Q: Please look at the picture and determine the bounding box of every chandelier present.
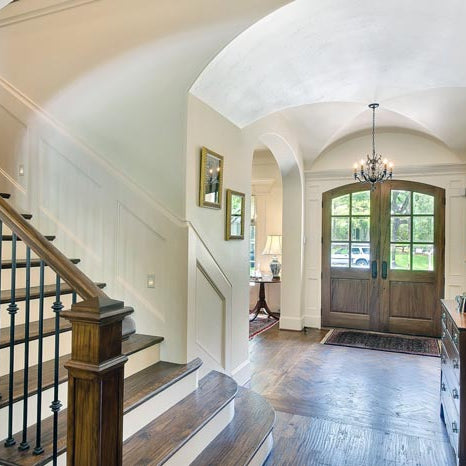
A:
[353,103,393,190]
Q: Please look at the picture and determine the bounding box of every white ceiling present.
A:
[191,0,466,162]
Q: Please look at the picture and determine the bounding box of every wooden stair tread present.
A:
[123,371,238,465]
[1,236,55,242]
[124,358,202,413]
[0,282,105,305]
[0,317,72,350]
[0,334,163,410]
[0,350,198,466]
[0,258,80,270]
[191,386,275,465]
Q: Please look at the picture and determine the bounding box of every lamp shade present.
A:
[262,235,282,256]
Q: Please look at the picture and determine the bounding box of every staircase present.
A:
[0,193,275,465]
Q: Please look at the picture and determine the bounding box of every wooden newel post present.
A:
[61,296,134,466]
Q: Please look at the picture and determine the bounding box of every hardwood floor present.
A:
[248,325,456,466]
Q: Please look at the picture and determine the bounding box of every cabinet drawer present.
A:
[441,373,460,458]
[441,366,460,415]
[442,339,460,385]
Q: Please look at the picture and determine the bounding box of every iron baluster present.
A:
[19,246,32,451]
[33,260,45,456]
[5,233,18,447]
[50,274,63,464]
[72,290,77,305]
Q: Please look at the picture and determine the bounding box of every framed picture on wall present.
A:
[225,189,245,240]
[199,147,224,209]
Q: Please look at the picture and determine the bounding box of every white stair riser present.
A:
[1,267,59,291]
[1,294,74,326]
[248,433,273,466]
[1,242,47,260]
[123,371,198,440]
[0,342,163,441]
[0,383,68,441]
[0,332,72,377]
[165,400,235,466]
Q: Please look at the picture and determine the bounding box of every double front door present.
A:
[322,180,445,337]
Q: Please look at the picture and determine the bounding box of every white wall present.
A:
[186,95,250,382]
[304,130,466,328]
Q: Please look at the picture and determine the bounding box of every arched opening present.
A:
[247,133,305,332]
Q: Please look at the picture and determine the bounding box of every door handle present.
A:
[371,261,377,279]
[382,261,388,279]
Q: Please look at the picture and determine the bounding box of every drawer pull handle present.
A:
[442,312,446,321]
[452,422,459,433]
[453,359,459,369]
[441,382,446,391]
[453,333,459,344]
[442,331,446,339]
[453,388,459,399]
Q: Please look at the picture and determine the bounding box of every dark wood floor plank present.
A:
[249,325,456,466]
[0,317,72,349]
[191,386,274,466]
[0,334,163,409]
[123,371,237,465]
[0,282,105,304]
[0,356,198,466]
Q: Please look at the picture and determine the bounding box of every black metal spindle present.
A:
[72,291,77,305]
[33,260,45,456]
[5,232,18,447]
[19,246,31,451]
[50,274,63,464]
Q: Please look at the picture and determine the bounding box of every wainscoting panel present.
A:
[195,264,225,368]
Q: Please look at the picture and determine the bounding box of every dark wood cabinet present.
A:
[441,299,466,465]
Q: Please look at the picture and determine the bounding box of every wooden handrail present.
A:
[0,196,106,300]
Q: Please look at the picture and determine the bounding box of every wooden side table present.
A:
[249,278,280,322]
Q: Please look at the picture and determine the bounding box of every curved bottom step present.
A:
[191,387,275,466]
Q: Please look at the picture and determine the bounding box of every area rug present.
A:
[322,328,440,357]
[249,314,279,340]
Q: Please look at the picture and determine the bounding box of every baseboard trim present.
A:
[279,316,304,331]
[303,314,321,329]
[231,359,251,386]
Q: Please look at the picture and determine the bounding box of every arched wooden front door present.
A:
[321,180,445,337]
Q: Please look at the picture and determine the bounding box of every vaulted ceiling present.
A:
[191,0,466,163]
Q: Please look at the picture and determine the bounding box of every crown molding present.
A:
[305,163,466,181]
[0,0,99,27]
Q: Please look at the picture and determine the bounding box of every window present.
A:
[330,191,371,268]
[390,190,434,271]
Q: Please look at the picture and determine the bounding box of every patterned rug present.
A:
[249,314,279,340]
[322,328,440,357]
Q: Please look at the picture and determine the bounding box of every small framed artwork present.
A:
[199,147,224,209]
[225,189,245,240]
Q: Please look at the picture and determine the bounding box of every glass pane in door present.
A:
[390,191,435,271]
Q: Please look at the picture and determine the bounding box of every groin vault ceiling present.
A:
[192,0,466,162]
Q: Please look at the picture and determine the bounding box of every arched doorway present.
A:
[322,180,445,337]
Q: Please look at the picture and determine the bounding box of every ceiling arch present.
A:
[191,0,466,162]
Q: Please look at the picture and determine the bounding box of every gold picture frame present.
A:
[225,189,245,240]
[199,147,224,209]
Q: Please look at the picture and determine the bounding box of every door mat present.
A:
[249,315,279,340]
[321,328,440,357]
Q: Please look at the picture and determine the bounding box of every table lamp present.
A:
[262,235,282,278]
